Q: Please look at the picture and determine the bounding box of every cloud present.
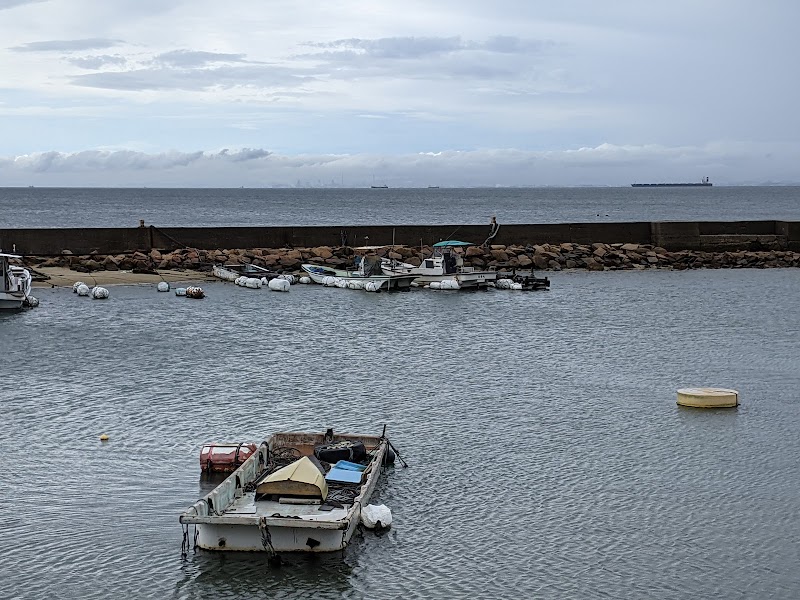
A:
[153,50,249,68]
[71,64,314,91]
[305,35,548,59]
[68,55,128,70]
[9,38,124,52]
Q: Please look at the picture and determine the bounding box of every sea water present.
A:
[1,267,799,599]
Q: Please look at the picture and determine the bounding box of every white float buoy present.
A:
[73,281,86,293]
[175,287,187,296]
[299,276,311,284]
[90,286,109,299]
[677,387,739,408]
[278,273,296,284]
[76,283,90,296]
[157,281,170,292]
[268,278,290,292]
[364,281,382,292]
[322,275,338,287]
[360,504,392,529]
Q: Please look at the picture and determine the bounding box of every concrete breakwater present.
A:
[22,242,800,274]
[3,220,799,275]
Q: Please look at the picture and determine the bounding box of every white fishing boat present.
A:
[301,254,417,291]
[180,429,392,553]
[212,263,276,282]
[0,253,37,309]
[382,240,498,288]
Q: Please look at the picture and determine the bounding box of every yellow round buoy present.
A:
[677,387,739,408]
[99,434,110,441]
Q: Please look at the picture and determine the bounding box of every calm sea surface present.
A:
[2,268,800,599]
[1,186,799,228]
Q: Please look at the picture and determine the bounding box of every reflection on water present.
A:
[2,268,800,599]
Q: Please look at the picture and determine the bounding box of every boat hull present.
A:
[194,512,361,552]
[0,292,24,310]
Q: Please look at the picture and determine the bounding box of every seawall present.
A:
[1,220,799,256]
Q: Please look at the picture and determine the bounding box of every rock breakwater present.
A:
[20,242,800,275]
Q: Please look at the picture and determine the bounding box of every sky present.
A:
[1,0,799,187]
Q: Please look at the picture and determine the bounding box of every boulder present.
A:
[490,249,509,262]
[533,255,549,269]
[312,246,333,259]
[465,246,484,257]
[517,255,533,268]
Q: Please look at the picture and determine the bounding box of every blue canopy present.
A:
[432,240,474,247]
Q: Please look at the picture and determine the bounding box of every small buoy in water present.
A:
[90,286,109,299]
[24,295,39,308]
[99,434,109,441]
[157,281,170,292]
[175,287,187,296]
[677,387,739,408]
[299,276,311,284]
[364,281,382,292]
[76,283,90,296]
[278,273,296,284]
[73,281,86,293]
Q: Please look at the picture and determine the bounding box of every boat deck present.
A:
[224,493,350,522]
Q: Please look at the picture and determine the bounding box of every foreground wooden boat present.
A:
[180,430,389,553]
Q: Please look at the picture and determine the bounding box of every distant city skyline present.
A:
[1,1,798,187]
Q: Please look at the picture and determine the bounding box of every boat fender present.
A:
[175,287,187,296]
[322,276,338,287]
[510,282,523,291]
[157,281,170,292]
[299,276,311,284]
[90,286,109,299]
[364,281,381,292]
[23,295,39,308]
[335,278,349,288]
[278,273,296,284]
[496,278,512,289]
[440,279,460,290]
[314,440,367,463]
[384,446,396,465]
[347,280,365,290]
[76,283,90,296]
[186,286,205,299]
[361,504,392,530]
[73,281,86,293]
[429,281,442,290]
[268,278,290,292]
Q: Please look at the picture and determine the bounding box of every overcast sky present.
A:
[1,0,798,187]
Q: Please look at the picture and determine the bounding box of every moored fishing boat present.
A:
[0,253,37,309]
[381,240,498,289]
[212,263,277,282]
[180,429,392,553]
[301,253,417,291]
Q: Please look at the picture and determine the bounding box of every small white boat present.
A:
[180,429,390,553]
[382,240,498,288]
[212,263,276,282]
[0,253,36,309]
[302,254,417,291]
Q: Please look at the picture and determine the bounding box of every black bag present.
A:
[314,440,367,464]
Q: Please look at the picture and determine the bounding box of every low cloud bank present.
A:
[2,143,798,187]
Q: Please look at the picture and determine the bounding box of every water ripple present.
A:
[2,269,800,599]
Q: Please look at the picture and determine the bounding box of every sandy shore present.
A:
[32,267,215,288]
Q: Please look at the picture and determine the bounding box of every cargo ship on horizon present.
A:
[632,176,712,187]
